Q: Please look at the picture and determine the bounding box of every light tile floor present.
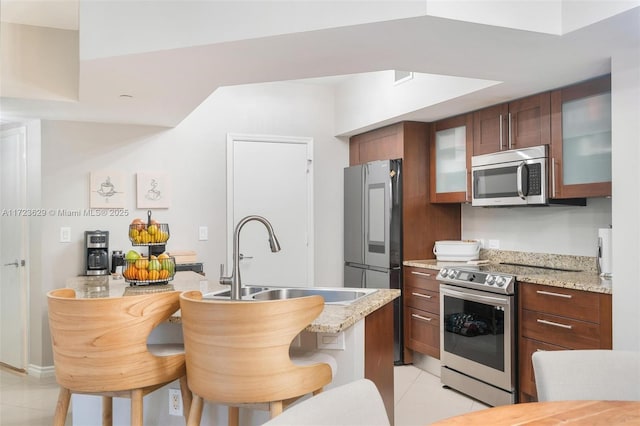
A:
[1,364,486,425]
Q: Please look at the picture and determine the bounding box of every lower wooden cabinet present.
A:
[403,267,441,360]
[518,282,612,402]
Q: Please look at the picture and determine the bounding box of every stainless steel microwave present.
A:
[471,145,547,207]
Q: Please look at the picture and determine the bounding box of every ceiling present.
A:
[1,2,639,135]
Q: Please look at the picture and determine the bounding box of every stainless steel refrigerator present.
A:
[344,159,403,364]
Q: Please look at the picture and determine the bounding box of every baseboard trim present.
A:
[27,364,55,378]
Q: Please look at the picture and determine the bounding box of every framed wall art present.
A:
[136,172,171,208]
[90,171,125,208]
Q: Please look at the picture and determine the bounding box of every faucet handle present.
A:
[219,263,232,285]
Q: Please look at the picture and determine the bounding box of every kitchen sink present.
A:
[204,286,376,305]
[203,286,270,299]
[252,288,371,304]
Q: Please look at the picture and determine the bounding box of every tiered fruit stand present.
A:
[122,210,176,286]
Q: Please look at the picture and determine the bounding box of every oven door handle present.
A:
[440,286,509,306]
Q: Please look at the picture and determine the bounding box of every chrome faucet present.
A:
[219,215,281,300]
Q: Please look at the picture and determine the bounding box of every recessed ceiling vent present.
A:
[394,70,414,85]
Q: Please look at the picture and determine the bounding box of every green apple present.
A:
[125,250,140,263]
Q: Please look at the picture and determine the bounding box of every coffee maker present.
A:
[85,230,109,276]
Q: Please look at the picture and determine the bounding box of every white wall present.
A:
[611,46,640,351]
[34,81,347,366]
[462,198,612,256]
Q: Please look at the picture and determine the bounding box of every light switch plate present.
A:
[60,227,71,243]
[198,226,208,241]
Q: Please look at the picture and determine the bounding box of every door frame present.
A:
[226,133,314,286]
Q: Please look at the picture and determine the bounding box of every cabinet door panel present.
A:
[519,337,566,401]
[473,104,508,155]
[431,113,473,203]
[520,283,601,323]
[404,267,439,292]
[509,92,551,149]
[404,307,440,358]
[550,74,611,198]
[405,284,439,313]
[521,309,602,349]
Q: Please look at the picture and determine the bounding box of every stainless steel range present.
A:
[437,265,517,407]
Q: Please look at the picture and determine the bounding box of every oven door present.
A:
[471,158,546,207]
[440,284,515,392]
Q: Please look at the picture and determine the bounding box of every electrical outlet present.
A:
[198,226,208,241]
[168,388,182,416]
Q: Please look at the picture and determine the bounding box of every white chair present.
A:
[532,349,640,401]
[261,379,390,426]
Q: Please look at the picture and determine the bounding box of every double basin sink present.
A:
[204,286,377,305]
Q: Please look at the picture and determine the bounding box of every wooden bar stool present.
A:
[179,291,334,426]
[47,288,191,426]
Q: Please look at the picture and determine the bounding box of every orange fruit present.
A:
[159,270,169,280]
[148,270,160,281]
[137,269,149,281]
[123,265,137,280]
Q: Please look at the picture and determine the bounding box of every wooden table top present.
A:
[432,400,640,425]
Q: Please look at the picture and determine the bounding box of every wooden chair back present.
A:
[47,288,186,393]
[179,291,333,404]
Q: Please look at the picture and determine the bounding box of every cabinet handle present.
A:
[537,319,572,329]
[499,114,504,150]
[536,290,572,299]
[410,271,432,277]
[411,292,432,299]
[508,112,513,149]
[412,313,433,322]
[551,158,557,198]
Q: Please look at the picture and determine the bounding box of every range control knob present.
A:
[448,269,457,279]
[440,268,448,277]
[485,275,496,285]
[495,276,506,287]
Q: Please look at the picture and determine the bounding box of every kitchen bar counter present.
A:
[65,271,401,334]
[63,271,399,425]
[404,259,612,294]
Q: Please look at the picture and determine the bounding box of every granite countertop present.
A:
[404,259,612,294]
[64,271,400,333]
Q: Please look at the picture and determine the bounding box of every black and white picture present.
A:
[136,172,171,208]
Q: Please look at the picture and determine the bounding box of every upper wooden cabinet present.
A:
[550,75,611,199]
[349,122,461,261]
[430,113,473,203]
[473,93,551,155]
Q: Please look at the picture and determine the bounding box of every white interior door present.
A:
[227,134,313,287]
[0,126,28,370]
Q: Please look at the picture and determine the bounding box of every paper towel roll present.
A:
[598,227,612,276]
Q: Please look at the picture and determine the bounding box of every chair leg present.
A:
[270,401,283,418]
[187,394,204,426]
[130,389,143,426]
[228,406,240,426]
[180,375,192,423]
[53,387,71,426]
[102,396,113,426]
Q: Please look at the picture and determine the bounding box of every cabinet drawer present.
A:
[404,307,440,359]
[521,309,602,349]
[520,283,601,323]
[404,268,439,292]
[519,336,566,400]
[405,284,439,313]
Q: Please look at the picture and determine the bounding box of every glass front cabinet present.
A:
[430,113,473,203]
[550,75,612,198]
